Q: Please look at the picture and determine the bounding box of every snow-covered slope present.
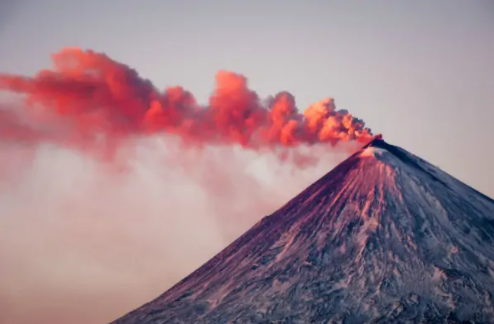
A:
[110,138,494,324]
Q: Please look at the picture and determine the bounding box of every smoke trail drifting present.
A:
[0,47,372,324]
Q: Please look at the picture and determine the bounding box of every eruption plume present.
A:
[0,47,372,160]
[0,47,374,324]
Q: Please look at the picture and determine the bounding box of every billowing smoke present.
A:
[0,47,372,324]
[0,47,372,157]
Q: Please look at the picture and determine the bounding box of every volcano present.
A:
[110,138,494,324]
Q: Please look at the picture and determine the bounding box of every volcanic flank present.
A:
[110,137,494,324]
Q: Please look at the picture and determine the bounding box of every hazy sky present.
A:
[1,1,493,323]
[1,0,493,195]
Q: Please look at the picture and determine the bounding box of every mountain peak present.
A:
[361,134,391,151]
[356,134,395,159]
[365,133,384,145]
[357,135,431,178]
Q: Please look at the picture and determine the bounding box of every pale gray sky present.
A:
[1,2,494,324]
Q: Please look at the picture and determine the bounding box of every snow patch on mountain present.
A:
[359,146,388,158]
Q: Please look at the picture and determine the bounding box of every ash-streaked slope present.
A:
[111,138,494,324]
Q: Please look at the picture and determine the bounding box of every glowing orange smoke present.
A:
[0,47,373,157]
